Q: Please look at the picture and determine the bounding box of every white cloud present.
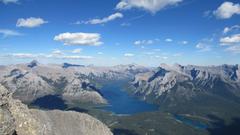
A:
[54,32,103,46]
[116,0,183,13]
[225,45,240,53]
[0,29,22,37]
[134,39,154,45]
[220,34,240,46]
[72,48,82,54]
[61,55,93,59]
[52,49,63,55]
[223,25,240,34]
[97,52,103,55]
[0,0,18,4]
[144,52,155,55]
[165,38,173,42]
[180,40,188,45]
[78,12,123,25]
[124,53,135,57]
[203,10,212,18]
[196,42,211,52]
[213,2,240,19]
[16,17,48,28]
[162,56,168,60]
[47,54,93,59]
[9,53,36,58]
[5,53,93,60]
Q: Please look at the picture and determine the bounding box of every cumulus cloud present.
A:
[165,38,173,42]
[61,55,93,59]
[162,56,168,59]
[0,0,18,4]
[97,52,103,55]
[196,42,211,52]
[72,48,82,54]
[54,32,103,46]
[213,2,240,19]
[223,25,240,34]
[124,53,135,57]
[77,12,123,25]
[180,40,188,45]
[225,46,240,53]
[134,39,154,45]
[16,17,48,28]
[52,49,63,55]
[116,0,183,13]
[220,34,240,45]
[0,29,22,37]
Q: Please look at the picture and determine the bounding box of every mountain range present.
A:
[1,61,240,135]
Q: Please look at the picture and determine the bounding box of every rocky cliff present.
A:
[129,64,240,105]
[0,84,113,135]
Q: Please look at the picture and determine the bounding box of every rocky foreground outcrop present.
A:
[0,85,113,135]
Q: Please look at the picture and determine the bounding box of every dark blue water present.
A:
[31,95,88,113]
[31,80,158,114]
[31,95,67,110]
[174,115,208,129]
[99,81,159,114]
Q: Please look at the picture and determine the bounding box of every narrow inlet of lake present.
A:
[99,80,159,115]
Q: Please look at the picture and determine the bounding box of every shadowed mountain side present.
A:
[207,115,240,135]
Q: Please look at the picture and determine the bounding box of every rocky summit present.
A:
[0,84,113,135]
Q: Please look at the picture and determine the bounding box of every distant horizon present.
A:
[1,59,239,67]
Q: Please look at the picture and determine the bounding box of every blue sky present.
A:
[0,0,240,66]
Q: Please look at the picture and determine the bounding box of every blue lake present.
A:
[99,80,159,115]
[174,115,208,129]
[30,80,159,115]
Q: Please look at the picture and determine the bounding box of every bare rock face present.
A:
[2,70,54,103]
[0,86,15,135]
[62,78,107,104]
[0,62,107,104]
[0,85,113,135]
[130,64,240,104]
[32,110,113,135]
[0,85,44,135]
[0,61,149,105]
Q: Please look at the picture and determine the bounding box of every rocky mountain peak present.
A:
[62,63,85,68]
[28,60,39,68]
